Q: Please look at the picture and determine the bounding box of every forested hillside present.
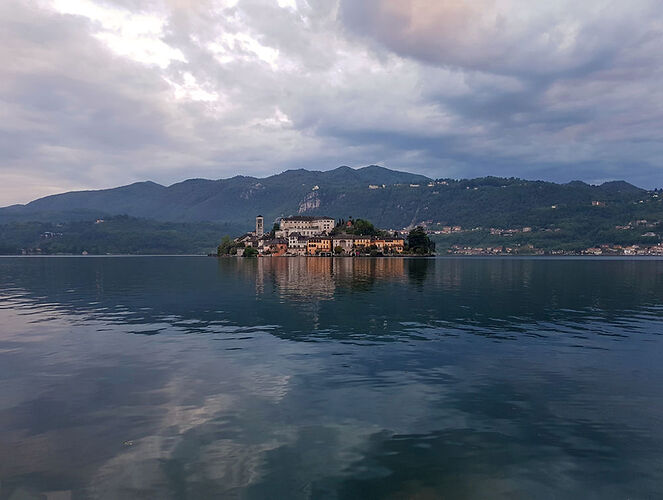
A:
[2,166,662,254]
[0,216,240,255]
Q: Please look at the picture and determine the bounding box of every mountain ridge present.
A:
[0,165,653,232]
[2,165,661,255]
[1,165,431,223]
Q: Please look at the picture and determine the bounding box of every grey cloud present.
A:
[338,1,657,77]
[333,0,663,180]
[1,0,663,205]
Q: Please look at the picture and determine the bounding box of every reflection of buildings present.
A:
[254,258,408,303]
[269,258,336,302]
[336,257,406,281]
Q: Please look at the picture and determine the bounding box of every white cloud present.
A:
[207,32,280,69]
[49,0,186,68]
[165,72,221,102]
[277,0,298,11]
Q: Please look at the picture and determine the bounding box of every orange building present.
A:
[352,237,372,249]
[373,238,405,253]
[307,237,332,254]
[265,240,288,256]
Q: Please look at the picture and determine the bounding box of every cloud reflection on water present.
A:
[0,257,662,498]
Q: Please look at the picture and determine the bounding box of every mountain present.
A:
[0,167,654,231]
[2,165,662,255]
[0,166,431,226]
[597,180,645,195]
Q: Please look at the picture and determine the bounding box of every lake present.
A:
[0,256,662,499]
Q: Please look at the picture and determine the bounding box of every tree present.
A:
[347,218,379,236]
[407,226,434,254]
[217,235,233,255]
[243,246,258,258]
[334,246,344,255]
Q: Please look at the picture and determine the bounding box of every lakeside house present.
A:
[307,236,332,255]
[235,215,404,256]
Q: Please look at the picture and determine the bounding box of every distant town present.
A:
[425,218,663,256]
[443,243,663,256]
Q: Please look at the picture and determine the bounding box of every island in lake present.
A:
[218,215,434,257]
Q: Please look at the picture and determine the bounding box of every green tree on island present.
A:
[243,246,258,258]
[407,226,435,255]
[332,217,386,237]
[217,235,244,255]
[217,235,233,255]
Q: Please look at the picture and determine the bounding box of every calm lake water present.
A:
[1,256,662,499]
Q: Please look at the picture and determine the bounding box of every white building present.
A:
[286,232,308,255]
[277,216,335,237]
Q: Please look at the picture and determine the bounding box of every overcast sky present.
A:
[2,0,662,205]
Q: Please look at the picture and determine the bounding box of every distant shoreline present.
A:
[210,254,663,260]
[2,253,663,260]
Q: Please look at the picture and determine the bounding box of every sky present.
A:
[1,0,663,205]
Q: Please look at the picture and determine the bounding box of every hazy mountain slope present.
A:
[21,181,167,215]
[1,166,656,233]
[0,166,431,225]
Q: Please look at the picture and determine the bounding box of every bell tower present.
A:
[256,215,264,237]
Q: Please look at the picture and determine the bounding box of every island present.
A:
[217,216,434,257]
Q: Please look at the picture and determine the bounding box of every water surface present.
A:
[0,256,662,499]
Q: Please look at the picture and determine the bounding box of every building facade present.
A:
[332,235,355,253]
[373,238,405,253]
[278,216,335,237]
[287,233,309,255]
[307,237,332,255]
[234,215,406,256]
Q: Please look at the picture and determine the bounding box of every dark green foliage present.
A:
[243,246,258,258]
[217,235,237,256]
[332,217,387,237]
[1,168,657,233]
[407,226,435,254]
[346,218,385,237]
[217,235,250,256]
[0,166,428,228]
[0,216,240,255]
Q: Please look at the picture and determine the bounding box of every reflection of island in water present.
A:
[250,256,538,302]
[3,257,663,499]
[239,256,663,341]
[0,256,662,342]
[255,257,409,301]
